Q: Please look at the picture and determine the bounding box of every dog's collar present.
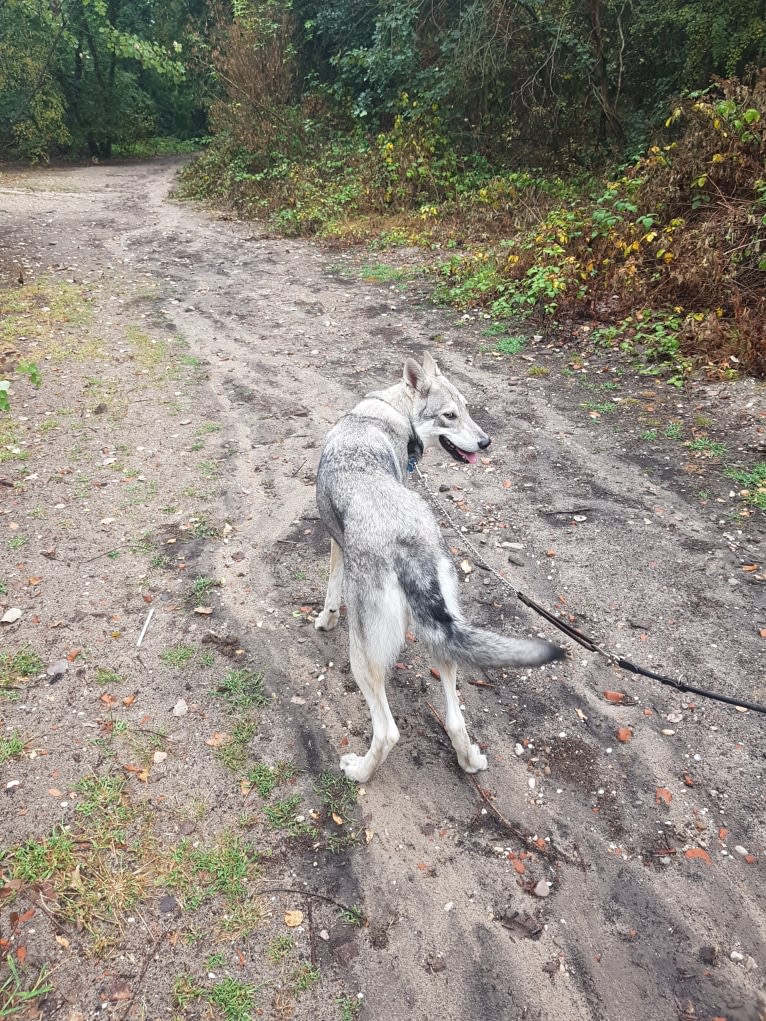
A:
[407,434,423,473]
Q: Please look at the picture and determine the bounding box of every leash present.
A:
[413,463,766,716]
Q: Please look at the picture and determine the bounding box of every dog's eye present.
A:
[443,411,457,420]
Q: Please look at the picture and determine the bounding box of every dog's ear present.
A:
[422,351,441,377]
[403,358,430,395]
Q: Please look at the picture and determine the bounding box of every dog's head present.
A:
[403,353,490,464]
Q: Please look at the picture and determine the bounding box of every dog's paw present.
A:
[315,609,340,632]
[340,753,374,783]
[460,746,488,774]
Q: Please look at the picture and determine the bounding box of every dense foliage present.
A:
[3,0,765,373]
[0,0,208,160]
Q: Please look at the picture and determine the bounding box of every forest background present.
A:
[2,0,766,376]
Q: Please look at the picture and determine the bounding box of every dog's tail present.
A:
[395,553,564,669]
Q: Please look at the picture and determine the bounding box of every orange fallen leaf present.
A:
[99,693,118,707]
[744,854,756,865]
[603,690,625,703]
[616,726,633,743]
[742,564,759,572]
[502,480,512,489]
[143,594,153,604]
[48,788,62,797]
[545,549,556,558]
[684,848,712,865]
[27,577,42,586]
[284,910,303,927]
[331,812,344,826]
[430,667,441,679]
[759,628,766,639]
[66,649,80,662]
[718,828,729,840]
[16,946,26,965]
[656,787,672,805]
[682,774,694,786]
[205,732,232,748]
[123,763,150,782]
[511,859,526,875]
[122,692,138,707]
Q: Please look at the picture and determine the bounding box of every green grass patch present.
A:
[164,835,260,910]
[213,668,268,713]
[0,732,26,764]
[213,721,259,773]
[360,263,415,284]
[263,794,315,837]
[686,437,726,458]
[95,668,123,686]
[339,904,366,928]
[0,280,94,363]
[0,647,44,701]
[246,761,298,799]
[495,335,526,355]
[313,771,358,818]
[172,975,261,1021]
[125,325,169,369]
[0,954,53,1018]
[190,575,221,604]
[725,461,766,510]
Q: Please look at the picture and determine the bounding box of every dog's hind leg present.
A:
[339,589,405,782]
[315,538,343,631]
[340,640,400,783]
[434,660,488,773]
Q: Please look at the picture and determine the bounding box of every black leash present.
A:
[414,464,766,716]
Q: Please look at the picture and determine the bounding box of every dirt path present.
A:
[0,158,764,1021]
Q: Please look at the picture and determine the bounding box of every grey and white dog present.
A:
[315,353,563,782]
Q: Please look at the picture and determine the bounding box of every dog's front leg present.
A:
[315,538,343,631]
[435,660,488,773]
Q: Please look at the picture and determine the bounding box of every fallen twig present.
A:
[306,896,317,967]
[425,701,584,868]
[259,886,356,913]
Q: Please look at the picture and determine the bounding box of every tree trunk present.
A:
[588,0,624,144]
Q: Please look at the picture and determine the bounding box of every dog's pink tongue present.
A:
[464,451,478,464]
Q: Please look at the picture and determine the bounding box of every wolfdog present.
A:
[315,353,563,782]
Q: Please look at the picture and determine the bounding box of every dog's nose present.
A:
[478,435,491,450]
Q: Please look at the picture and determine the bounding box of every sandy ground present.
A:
[0,157,765,1021]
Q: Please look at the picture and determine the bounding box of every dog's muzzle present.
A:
[439,434,490,464]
